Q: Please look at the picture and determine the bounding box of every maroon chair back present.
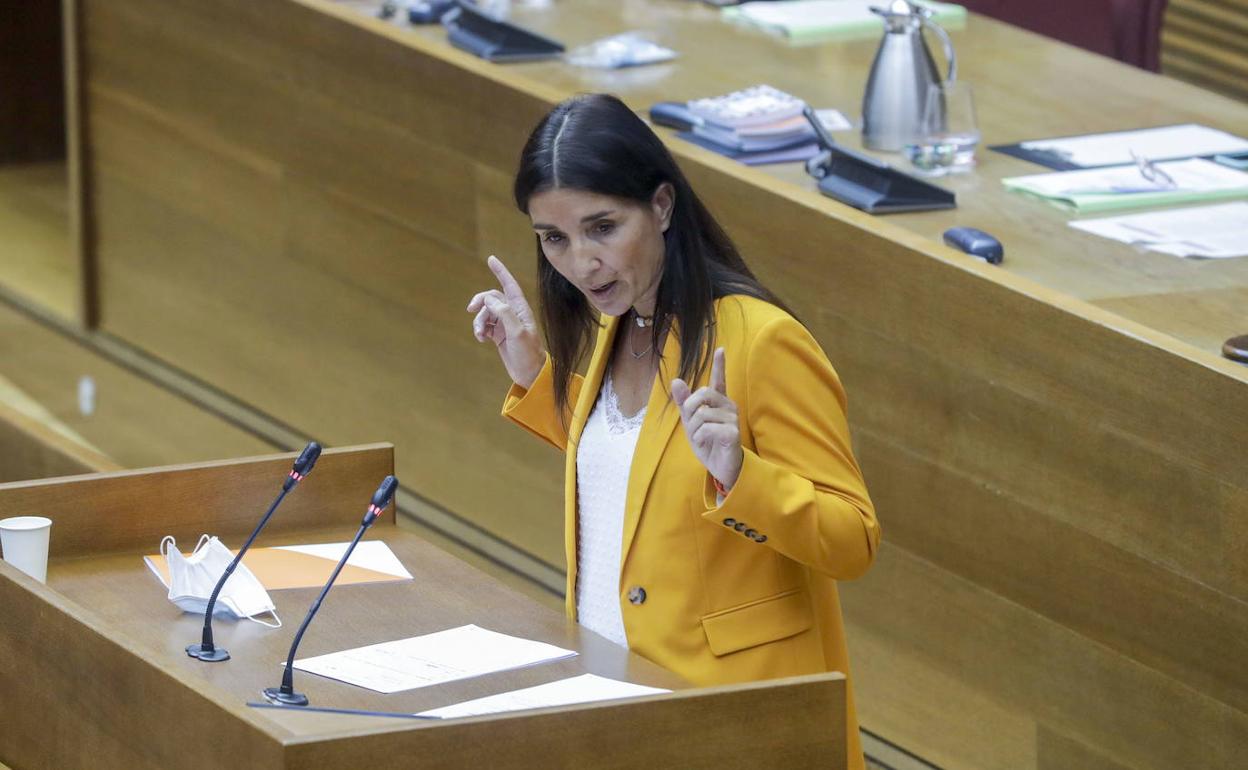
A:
[960,0,1168,72]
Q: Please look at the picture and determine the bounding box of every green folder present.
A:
[1001,179,1248,214]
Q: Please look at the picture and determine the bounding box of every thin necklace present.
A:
[629,310,654,359]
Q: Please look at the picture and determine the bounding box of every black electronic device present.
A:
[186,442,322,663]
[262,475,399,706]
[943,226,1004,264]
[1224,334,1248,365]
[443,1,564,63]
[801,107,956,214]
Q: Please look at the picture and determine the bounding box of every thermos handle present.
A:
[922,17,957,84]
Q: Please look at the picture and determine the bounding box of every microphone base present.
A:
[186,643,230,662]
[262,686,309,706]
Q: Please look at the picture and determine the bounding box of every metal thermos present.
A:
[861,0,957,151]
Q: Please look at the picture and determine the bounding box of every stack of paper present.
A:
[1069,202,1248,259]
[673,85,850,165]
[724,0,966,45]
[680,84,816,163]
[1002,159,1248,213]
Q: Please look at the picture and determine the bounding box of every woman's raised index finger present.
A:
[487,256,525,301]
[711,347,728,395]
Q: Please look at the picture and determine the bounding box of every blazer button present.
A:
[744,528,757,539]
[734,522,747,532]
[627,586,647,605]
[754,534,768,543]
[722,518,737,528]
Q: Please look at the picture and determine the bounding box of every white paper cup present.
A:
[0,516,52,583]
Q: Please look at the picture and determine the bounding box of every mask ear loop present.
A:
[160,535,176,558]
[246,610,282,629]
[193,534,211,554]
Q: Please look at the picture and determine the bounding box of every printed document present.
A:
[1002,159,1248,213]
[417,673,671,719]
[1069,202,1248,259]
[1019,124,1248,168]
[291,624,577,694]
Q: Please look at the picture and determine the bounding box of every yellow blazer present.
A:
[503,295,879,769]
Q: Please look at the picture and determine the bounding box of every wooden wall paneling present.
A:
[1163,0,1248,102]
[838,323,1243,599]
[0,444,394,557]
[1035,727,1136,770]
[0,301,276,468]
[839,546,1248,770]
[0,400,119,482]
[858,430,1248,713]
[847,614,1040,770]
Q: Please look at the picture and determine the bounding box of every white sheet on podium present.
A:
[292,624,576,694]
[418,673,670,719]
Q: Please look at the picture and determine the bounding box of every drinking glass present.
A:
[904,80,980,175]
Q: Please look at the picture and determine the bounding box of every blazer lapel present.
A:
[620,320,685,570]
[568,315,619,449]
[565,314,618,616]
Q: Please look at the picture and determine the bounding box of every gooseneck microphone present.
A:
[263,475,399,706]
[186,442,323,662]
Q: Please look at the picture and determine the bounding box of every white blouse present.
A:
[574,374,646,650]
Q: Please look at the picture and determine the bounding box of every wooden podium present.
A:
[0,444,846,769]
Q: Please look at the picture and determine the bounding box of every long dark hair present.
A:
[514,93,790,419]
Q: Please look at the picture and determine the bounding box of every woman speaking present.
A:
[467,93,880,769]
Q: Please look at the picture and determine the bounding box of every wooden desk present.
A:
[64,2,1248,768]
[0,445,846,769]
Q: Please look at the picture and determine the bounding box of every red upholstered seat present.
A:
[960,0,1169,72]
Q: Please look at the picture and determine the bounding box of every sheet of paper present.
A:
[1001,158,1248,213]
[272,541,412,579]
[1069,202,1248,259]
[291,625,577,694]
[1019,124,1248,168]
[417,673,671,719]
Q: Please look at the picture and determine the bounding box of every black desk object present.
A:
[943,226,1004,264]
[1224,335,1248,364]
[443,2,564,62]
[801,107,955,214]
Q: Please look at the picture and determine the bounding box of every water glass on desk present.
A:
[904,81,980,175]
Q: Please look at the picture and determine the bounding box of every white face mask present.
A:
[160,535,281,628]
